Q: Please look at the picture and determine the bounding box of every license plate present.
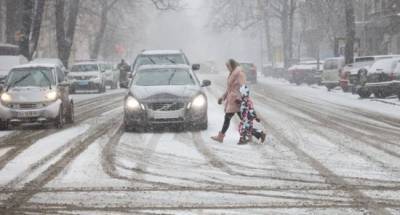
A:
[152,110,182,119]
[78,80,89,85]
[17,111,40,118]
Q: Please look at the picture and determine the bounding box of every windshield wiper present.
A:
[147,57,155,64]
[6,73,31,91]
[166,57,176,64]
[167,70,177,85]
[39,70,52,89]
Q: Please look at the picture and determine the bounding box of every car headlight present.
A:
[0,93,12,103]
[126,96,140,110]
[46,91,58,101]
[190,94,206,109]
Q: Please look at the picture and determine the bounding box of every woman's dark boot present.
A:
[259,131,266,144]
[237,137,248,145]
[211,132,225,143]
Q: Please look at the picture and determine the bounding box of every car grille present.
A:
[8,103,44,109]
[147,102,185,111]
[73,76,92,80]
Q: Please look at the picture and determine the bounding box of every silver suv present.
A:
[0,62,74,129]
[68,61,107,93]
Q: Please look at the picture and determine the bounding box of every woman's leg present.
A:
[221,113,236,134]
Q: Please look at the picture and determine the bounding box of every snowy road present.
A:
[0,75,399,214]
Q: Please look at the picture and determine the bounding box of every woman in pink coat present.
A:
[211,59,246,143]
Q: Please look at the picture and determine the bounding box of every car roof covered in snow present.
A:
[137,64,191,71]
[0,43,18,48]
[141,50,182,55]
[31,58,64,66]
[11,62,58,70]
[72,61,102,66]
[368,57,400,74]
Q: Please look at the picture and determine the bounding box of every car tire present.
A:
[66,102,74,124]
[358,88,371,98]
[0,120,8,130]
[54,106,65,129]
[198,119,208,130]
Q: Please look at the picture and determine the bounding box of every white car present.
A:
[0,43,28,83]
[362,58,400,98]
[0,62,74,129]
[322,57,345,90]
[103,62,119,89]
[68,61,107,94]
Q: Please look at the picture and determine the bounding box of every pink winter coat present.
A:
[222,67,246,113]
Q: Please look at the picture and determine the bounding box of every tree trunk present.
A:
[0,0,3,42]
[55,0,80,67]
[344,0,355,64]
[5,0,20,44]
[281,0,290,68]
[19,0,33,60]
[29,0,46,59]
[288,0,295,63]
[90,3,108,60]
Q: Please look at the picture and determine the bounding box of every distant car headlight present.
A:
[46,91,58,101]
[0,93,12,103]
[126,96,140,110]
[189,94,206,109]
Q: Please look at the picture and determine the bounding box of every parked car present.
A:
[68,61,107,94]
[103,62,119,89]
[131,50,200,75]
[358,58,400,98]
[340,55,400,92]
[288,60,323,85]
[122,64,210,131]
[0,62,74,129]
[0,43,28,84]
[322,57,345,91]
[240,62,257,84]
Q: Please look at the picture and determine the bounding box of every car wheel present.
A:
[54,106,65,129]
[66,102,74,124]
[374,90,389,98]
[198,119,208,130]
[0,120,8,130]
[358,88,371,98]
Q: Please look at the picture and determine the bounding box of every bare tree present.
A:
[344,0,355,64]
[55,0,80,67]
[18,0,46,60]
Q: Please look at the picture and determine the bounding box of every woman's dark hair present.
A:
[227,59,240,72]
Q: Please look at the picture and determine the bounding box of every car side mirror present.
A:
[192,64,200,71]
[201,80,211,87]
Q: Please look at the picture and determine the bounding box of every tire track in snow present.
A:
[208,76,391,214]
[0,115,123,213]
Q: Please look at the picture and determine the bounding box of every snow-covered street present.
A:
[0,74,399,214]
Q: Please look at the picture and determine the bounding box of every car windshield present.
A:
[324,60,339,70]
[133,68,195,86]
[71,64,99,72]
[135,54,186,68]
[6,67,54,88]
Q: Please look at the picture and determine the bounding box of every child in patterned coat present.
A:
[238,85,266,145]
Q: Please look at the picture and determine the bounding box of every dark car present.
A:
[131,50,200,75]
[240,62,257,84]
[123,64,211,131]
[288,60,323,85]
